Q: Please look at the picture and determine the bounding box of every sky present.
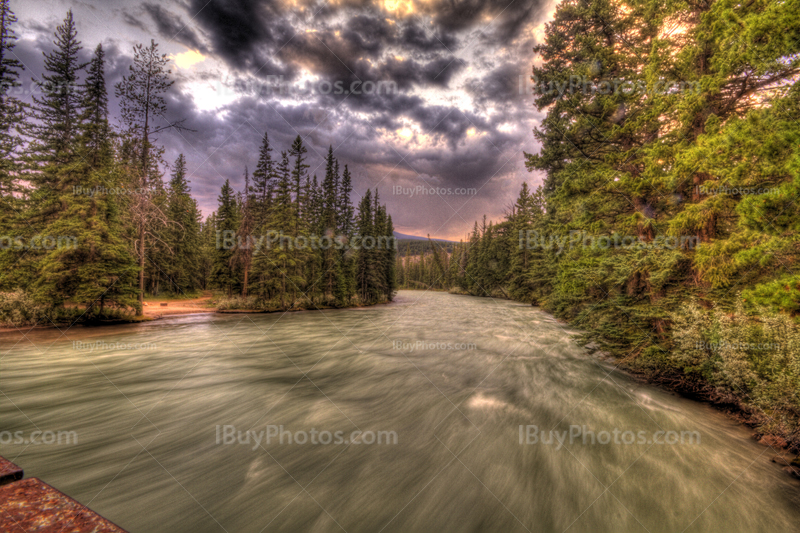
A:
[14,0,554,240]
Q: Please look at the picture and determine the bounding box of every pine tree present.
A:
[28,10,85,167]
[26,10,87,229]
[356,189,387,303]
[508,182,534,301]
[115,39,181,309]
[81,44,110,168]
[166,154,201,294]
[115,39,176,184]
[289,135,309,234]
[211,179,239,296]
[232,167,254,297]
[252,151,297,307]
[0,0,24,283]
[0,0,23,231]
[320,146,340,297]
[339,164,354,235]
[32,42,138,315]
[250,131,274,229]
[385,214,396,300]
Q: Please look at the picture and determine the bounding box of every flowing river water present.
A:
[1,290,799,532]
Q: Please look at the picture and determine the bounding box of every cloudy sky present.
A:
[15,0,553,240]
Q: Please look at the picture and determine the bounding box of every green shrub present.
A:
[670,299,800,438]
[0,291,50,327]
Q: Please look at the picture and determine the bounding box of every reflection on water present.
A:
[1,291,798,532]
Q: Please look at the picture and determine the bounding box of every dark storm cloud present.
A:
[465,61,525,106]
[122,12,148,32]
[185,0,288,71]
[425,0,543,38]
[399,19,458,53]
[182,2,465,81]
[141,3,208,53]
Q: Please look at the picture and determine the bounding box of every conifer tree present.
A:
[320,146,340,297]
[288,135,308,233]
[115,39,182,309]
[252,151,296,307]
[356,189,380,303]
[0,0,23,229]
[232,167,255,297]
[0,0,24,283]
[28,10,85,166]
[250,132,274,228]
[33,43,138,315]
[384,214,396,300]
[26,10,87,228]
[339,165,354,235]
[211,179,239,296]
[166,154,201,293]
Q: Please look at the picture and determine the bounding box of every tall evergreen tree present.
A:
[232,167,255,297]
[356,189,382,303]
[252,151,297,307]
[26,10,86,228]
[0,0,24,283]
[166,154,201,293]
[0,0,23,224]
[250,131,274,228]
[28,10,85,167]
[115,39,181,309]
[339,164,354,235]
[288,135,308,233]
[33,42,138,315]
[211,179,239,296]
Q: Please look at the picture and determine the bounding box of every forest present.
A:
[0,5,396,324]
[398,0,800,447]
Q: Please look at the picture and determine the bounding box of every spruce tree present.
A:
[0,0,24,283]
[339,164,354,235]
[320,146,340,297]
[356,189,380,303]
[33,43,139,315]
[166,154,201,294]
[384,214,396,300]
[0,0,23,226]
[211,179,239,296]
[232,167,254,297]
[26,10,87,228]
[288,135,308,232]
[115,39,180,309]
[252,151,296,307]
[250,131,274,229]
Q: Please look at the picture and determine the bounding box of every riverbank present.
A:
[0,293,392,333]
[0,294,216,334]
[139,294,216,317]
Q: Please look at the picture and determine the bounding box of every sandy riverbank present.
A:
[0,294,217,334]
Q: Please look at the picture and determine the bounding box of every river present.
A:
[1,290,798,532]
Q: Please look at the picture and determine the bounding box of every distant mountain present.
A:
[393,231,454,243]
